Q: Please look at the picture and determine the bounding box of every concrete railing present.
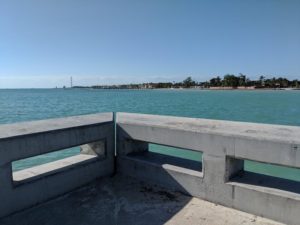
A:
[117,113,300,225]
[1,112,300,224]
[0,113,114,218]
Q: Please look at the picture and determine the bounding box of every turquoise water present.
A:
[1,89,300,180]
[1,89,300,125]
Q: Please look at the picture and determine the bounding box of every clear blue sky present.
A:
[0,0,299,88]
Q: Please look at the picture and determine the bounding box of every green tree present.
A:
[210,76,222,87]
[183,76,196,88]
[223,74,239,87]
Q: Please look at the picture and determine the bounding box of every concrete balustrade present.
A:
[1,112,300,224]
[0,113,115,218]
[117,112,300,225]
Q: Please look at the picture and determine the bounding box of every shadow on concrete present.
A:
[128,151,202,172]
[0,175,193,225]
[0,138,204,224]
[231,171,300,195]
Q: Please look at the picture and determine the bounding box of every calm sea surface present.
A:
[1,89,300,180]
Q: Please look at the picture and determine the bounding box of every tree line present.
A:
[147,74,299,88]
[73,74,300,89]
[204,74,300,88]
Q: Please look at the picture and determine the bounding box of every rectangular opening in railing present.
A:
[125,143,203,174]
[227,157,300,195]
[12,147,81,172]
[12,140,107,185]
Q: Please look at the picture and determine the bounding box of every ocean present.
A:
[1,88,300,180]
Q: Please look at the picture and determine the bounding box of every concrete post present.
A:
[225,157,244,181]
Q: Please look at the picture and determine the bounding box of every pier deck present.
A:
[0,175,282,225]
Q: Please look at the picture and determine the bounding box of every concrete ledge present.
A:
[117,155,205,198]
[0,113,113,140]
[117,112,300,144]
[228,172,300,199]
[127,151,202,173]
[227,172,300,224]
[232,184,300,225]
[13,154,98,184]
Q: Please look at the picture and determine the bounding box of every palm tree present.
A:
[259,76,265,87]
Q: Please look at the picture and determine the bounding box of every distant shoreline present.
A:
[71,87,300,91]
[71,75,300,90]
[0,87,299,91]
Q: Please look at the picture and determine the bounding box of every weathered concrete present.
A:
[0,175,283,225]
[0,112,300,224]
[116,112,300,225]
[0,113,113,164]
[116,112,300,166]
[0,113,114,218]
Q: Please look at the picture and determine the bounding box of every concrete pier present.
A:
[0,112,300,224]
[0,175,282,225]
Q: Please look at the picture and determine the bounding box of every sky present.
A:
[0,0,299,88]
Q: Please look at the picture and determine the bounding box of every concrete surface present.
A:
[0,112,299,224]
[116,112,300,225]
[0,113,115,218]
[117,113,300,144]
[0,113,113,140]
[0,113,114,164]
[0,175,284,225]
[13,154,98,183]
[117,112,300,167]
